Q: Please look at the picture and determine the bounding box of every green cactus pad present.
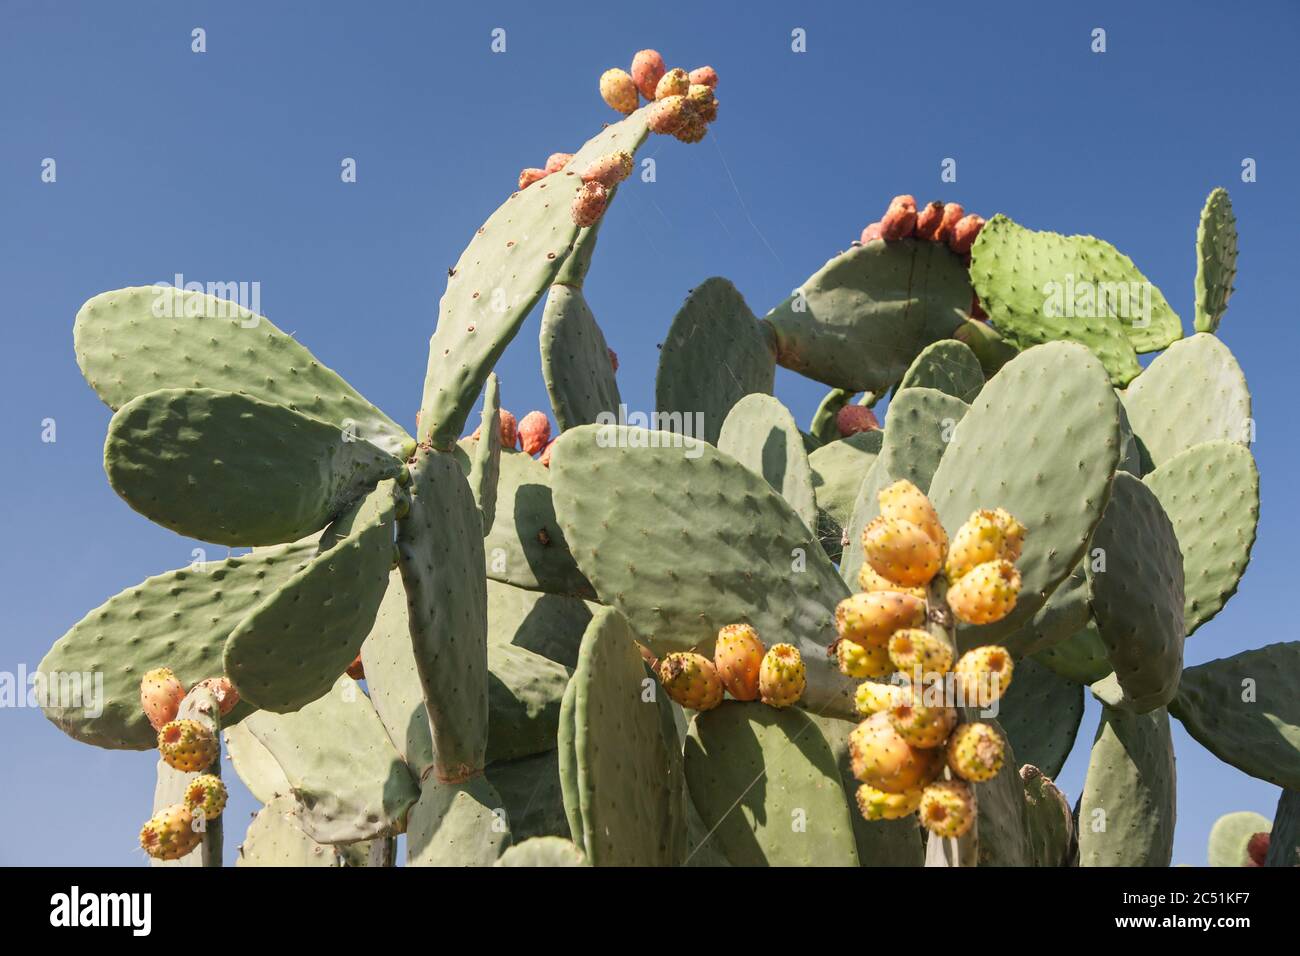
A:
[539,285,621,431]
[970,215,1180,376]
[224,723,291,804]
[417,110,650,449]
[486,642,572,765]
[998,657,1085,779]
[897,339,985,402]
[398,450,489,782]
[550,424,856,718]
[467,373,502,534]
[237,796,344,867]
[840,387,969,589]
[655,277,775,446]
[74,286,411,457]
[1121,333,1251,469]
[684,703,861,866]
[1078,706,1176,866]
[557,674,584,852]
[104,387,401,546]
[927,343,1121,647]
[808,429,883,561]
[485,579,596,668]
[763,240,971,392]
[495,836,588,866]
[241,676,418,844]
[224,481,396,713]
[1034,620,1112,685]
[1020,765,1076,867]
[1002,560,1091,660]
[1193,188,1238,333]
[717,393,817,531]
[1086,473,1184,712]
[1266,790,1300,867]
[1143,440,1259,636]
[485,749,569,844]
[1169,643,1300,789]
[953,316,1019,378]
[38,538,319,749]
[406,776,509,866]
[808,388,854,445]
[565,607,683,865]
[970,721,1034,866]
[1115,394,1143,475]
[1208,811,1270,866]
[151,686,223,868]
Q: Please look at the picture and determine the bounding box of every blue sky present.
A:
[1,1,1297,865]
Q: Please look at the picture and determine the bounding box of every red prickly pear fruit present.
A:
[518,168,547,190]
[192,676,239,716]
[686,84,718,123]
[658,652,724,711]
[498,409,519,449]
[580,151,634,189]
[880,195,918,240]
[919,779,976,837]
[158,719,219,773]
[914,201,946,241]
[346,654,365,680]
[599,68,639,114]
[607,347,619,372]
[689,66,718,89]
[647,95,691,135]
[860,222,885,244]
[655,67,690,100]
[758,643,806,708]
[139,803,201,861]
[937,202,965,242]
[836,404,879,437]
[183,774,228,820]
[571,181,609,228]
[518,411,551,456]
[1246,832,1270,866]
[544,153,573,174]
[631,49,667,101]
[539,439,557,469]
[140,667,186,731]
[714,623,766,701]
[970,294,988,321]
[948,214,986,255]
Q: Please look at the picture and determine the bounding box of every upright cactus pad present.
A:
[1193,187,1238,333]
[717,393,817,532]
[468,374,503,534]
[897,339,984,402]
[540,285,621,431]
[998,657,1084,779]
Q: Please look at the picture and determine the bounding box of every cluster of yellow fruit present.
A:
[656,624,805,712]
[599,50,719,144]
[833,480,1025,839]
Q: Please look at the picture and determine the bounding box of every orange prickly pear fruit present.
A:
[947,560,1021,625]
[855,680,904,717]
[518,168,548,190]
[192,676,239,716]
[835,591,927,647]
[887,628,954,677]
[157,719,219,773]
[631,49,667,100]
[946,508,1025,581]
[518,411,552,456]
[860,222,884,244]
[758,644,806,708]
[544,153,573,174]
[886,683,957,749]
[857,562,926,599]
[658,652,723,711]
[947,722,1006,782]
[937,202,965,243]
[140,667,186,731]
[914,201,946,241]
[346,654,365,681]
[571,181,610,228]
[948,214,986,255]
[714,624,765,701]
[647,94,691,135]
[919,779,976,837]
[686,84,718,122]
[580,151,635,190]
[599,68,639,114]
[855,783,924,821]
[953,645,1015,707]
[837,638,891,679]
[880,195,918,240]
[878,479,948,553]
[849,713,945,793]
[655,67,690,100]
[862,515,943,588]
[183,774,228,820]
[688,65,718,88]
[139,803,202,861]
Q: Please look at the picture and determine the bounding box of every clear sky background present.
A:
[2,1,1297,866]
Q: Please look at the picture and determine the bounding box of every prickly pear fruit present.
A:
[918,779,976,838]
[878,479,948,553]
[714,623,765,701]
[192,677,239,716]
[157,719,219,773]
[688,65,718,88]
[856,783,924,821]
[518,168,548,190]
[855,680,904,717]
[938,202,965,242]
[599,67,639,114]
[545,153,573,174]
[880,195,918,241]
[580,151,634,189]
[860,222,884,244]
[946,508,1025,580]
[686,84,718,122]
[1247,832,1270,866]
[658,652,723,711]
[631,49,667,101]
[539,440,556,469]
[759,644,806,708]
[887,683,957,749]
[837,638,891,679]
[139,803,201,861]
[518,411,552,456]
[946,722,1005,783]
[948,214,986,255]
[647,94,691,135]
[887,628,954,677]
[346,653,365,680]
[836,404,879,437]
[857,562,927,599]
[862,515,943,588]
[849,713,945,793]
[953,645,1014,707]
[835,591,927,647]
[571,181,609,228]
[183,774,228,820]
[947,559,1021,625]
[655,67,690,100]
[914,201,946,241]
[673,109,708,144]
[607,347,619,372]
[140,667,185,731]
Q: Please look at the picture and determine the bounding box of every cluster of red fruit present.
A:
[600,50,719,144]
[860,196,986,261]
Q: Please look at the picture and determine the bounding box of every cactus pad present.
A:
[717,393,817,531]
[540,285,621,430]
[1266,790,1300,867]
[406,776,509,866]
[237,796,344,867]
[998,657,1084,779]
[224,723,291,805]
[495,836,588,866]
[1193,188,1238,333]
[1034,620,1112,685]
[467,373,502,534]
[897,339,984,402]
[1020,765,1076,867]
[486,643,572,764]
[808,430,882,560]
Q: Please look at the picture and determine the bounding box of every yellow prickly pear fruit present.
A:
[654,67,691,100]
[139,803,202,861]
[848,713,945,793]
[946,508,1026,580]
[658,652,724,711]
[714,624,765,701]
[686,84,718,122]
[953,645,1014,707]
[947,559,1021,625]
[856,562,927,599]
[758,644,806,708]
[855,783,924,822]
[183,774,228,820]
[140,667,186,731]
[835,591,927,647]
[157,719,219,773]
[918,779,976,838]
[886,683,957,749]
[878,479,948,554]
[947,722,1006,783]
[837,638,891,679]
[862,515,943,588]
[854,681,904,717]
[887,628,954,677]
[599,67,639,114]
